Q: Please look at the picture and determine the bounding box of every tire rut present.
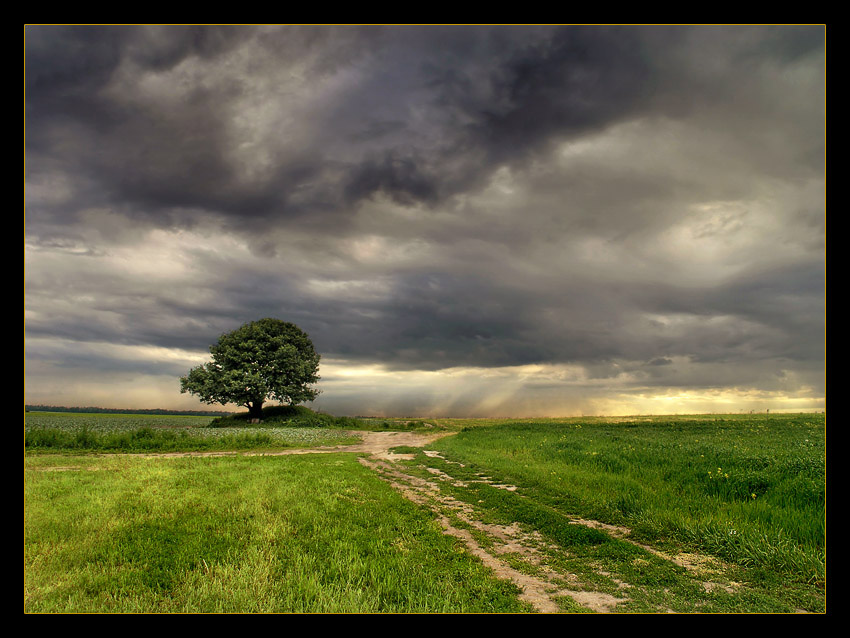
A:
[357,438,627,614]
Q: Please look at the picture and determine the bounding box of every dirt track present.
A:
[250,430,457,459]
[80,430,454,460]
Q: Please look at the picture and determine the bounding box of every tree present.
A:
[180,318,321,420]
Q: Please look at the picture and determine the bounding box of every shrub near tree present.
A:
[180,318,321,421]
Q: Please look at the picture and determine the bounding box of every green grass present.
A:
[25,411,216,431]
[426,414,825,592]
[24,453,529,613]
[24,410,826,613]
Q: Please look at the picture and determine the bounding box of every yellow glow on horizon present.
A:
[314,361,823,418]
[26,351,824,418]
[597,388,824,418]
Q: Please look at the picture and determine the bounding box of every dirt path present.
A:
[256,430,625,613]
[250,430,457,459]
[45,430,455,461]
[356,444,627,614]
[343,433,744,613]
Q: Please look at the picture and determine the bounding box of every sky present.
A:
[24,25,826,417]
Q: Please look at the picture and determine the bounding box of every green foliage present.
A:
[180,319,321,418]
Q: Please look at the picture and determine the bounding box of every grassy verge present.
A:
[205,406,440,432]
[24,453,529,613]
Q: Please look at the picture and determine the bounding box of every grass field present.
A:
[431,414,825,577]
[24,410,826,613]
[417,413,825,612]
[24,452,527,613]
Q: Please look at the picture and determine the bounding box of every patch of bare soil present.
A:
[250,430,458,459]
[29,431,456,462]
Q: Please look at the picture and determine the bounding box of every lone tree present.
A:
[180,318,321,420]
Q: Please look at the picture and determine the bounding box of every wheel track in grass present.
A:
[358,453,627,613]
[355,432,629,613]
[351,432,758,613]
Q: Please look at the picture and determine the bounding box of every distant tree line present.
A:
[25,405,233,417]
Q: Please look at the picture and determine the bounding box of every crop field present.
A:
[24,411,361,452]
[24,411,826,614]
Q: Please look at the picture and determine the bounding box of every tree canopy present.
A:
[180,318,321,420]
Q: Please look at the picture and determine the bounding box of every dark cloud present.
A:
[635,260,824,364]
[474,27,654,156]
[344,151,441,207]
[23,26,670,230]
[25,25,825,413]
[26,25,824,231]
[26,341,190,377]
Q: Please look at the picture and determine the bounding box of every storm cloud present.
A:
[25,25,825,415]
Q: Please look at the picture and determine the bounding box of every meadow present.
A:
[24,410,826,613]
[421,413,825,612]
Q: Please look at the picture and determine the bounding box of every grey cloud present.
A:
[344,152,441,207]
[25,224,824,385]
[20,26,685,233]
[25,25,825,413]
[636,261,824,363]
[27,25,824,236]
[26,342,191,377]
[648,357,673,366]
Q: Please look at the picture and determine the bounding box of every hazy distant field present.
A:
[24,411,825,613]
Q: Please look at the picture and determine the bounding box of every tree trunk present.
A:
[248,400,264,421]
